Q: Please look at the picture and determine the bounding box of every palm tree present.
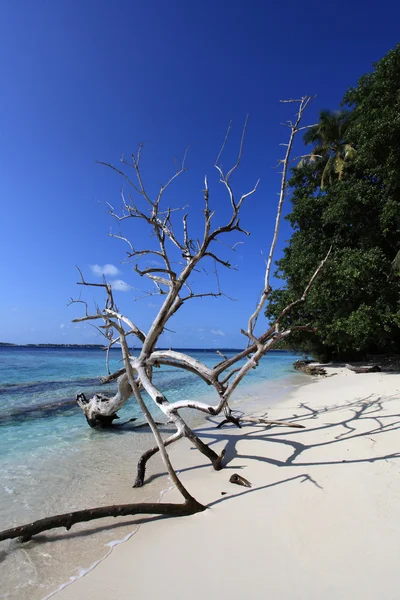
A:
[301,110,357,189]
[390,249,400,278]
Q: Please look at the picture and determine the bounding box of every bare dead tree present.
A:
[0,97,331,542]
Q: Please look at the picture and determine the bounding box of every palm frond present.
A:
[344,144,357,161]
[311,145,330,159]
[334,155,345,180]
[303,109,355,187]
[391,249,400,277]
[303,125,322,146]
[296,157,307,169]
[321,156,334,189]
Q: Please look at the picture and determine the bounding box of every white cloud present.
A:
[110,279,131,292]
[211,329,225,337]
[60,324,65,329]
[90,264,120,277]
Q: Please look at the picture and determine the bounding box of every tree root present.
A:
[0,499,206,543]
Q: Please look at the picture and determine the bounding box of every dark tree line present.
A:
[266,45,400,360]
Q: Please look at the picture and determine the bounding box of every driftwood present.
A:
[294,360,327,377]
[67,96,327,496]
[230,474,252,488]
[0,499,205,543]
[0,98,329,543]
[345,364,382,374]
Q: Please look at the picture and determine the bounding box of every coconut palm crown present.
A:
[302,109,357,188]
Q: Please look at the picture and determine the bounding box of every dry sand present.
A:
[55,367,400,600]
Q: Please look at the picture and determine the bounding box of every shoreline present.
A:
[49,371,307,598]
[0,367,306,600]
[54,366,400,600]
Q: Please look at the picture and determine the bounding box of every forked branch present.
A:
[0,97,331,543]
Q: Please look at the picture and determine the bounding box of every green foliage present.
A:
[300,109,356,188]
[266,45,400,360]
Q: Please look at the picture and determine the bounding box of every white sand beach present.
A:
[55,367,400,600]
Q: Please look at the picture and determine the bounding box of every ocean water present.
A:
[0,346,303,599]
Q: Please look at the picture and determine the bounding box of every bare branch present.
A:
[237,178,260,209]
[62,97,327,504]
[247,95,314,337]
[220,367,241,386]
[155,146,190,207]
[225,115,249,182]
[215,120,232,169]
[72,313,104,323]
[134,264,176,277]
[204,252,235,270]
[0,97,338,547]
[104,309,146,343]
[108,231,135,254]
[96,161,143,196]
[67,293,89,317]
[275,247,332,325]
[122,145,154,207]
[180,290,224,302]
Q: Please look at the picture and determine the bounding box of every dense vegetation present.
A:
[266,45,400,361]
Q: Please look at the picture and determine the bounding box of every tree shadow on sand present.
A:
[182,393,400,490]
[2,393,400,547]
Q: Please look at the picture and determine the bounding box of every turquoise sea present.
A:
[0,346,303,599]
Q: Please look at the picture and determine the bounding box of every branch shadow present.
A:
[191,394,400,474]
[209,473,323,508]
[3,394,400,554]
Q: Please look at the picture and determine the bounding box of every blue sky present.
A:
[1,0,399,347]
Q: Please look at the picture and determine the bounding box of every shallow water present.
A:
[0,347,302,599]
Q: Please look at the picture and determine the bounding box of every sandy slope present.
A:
[55,368,400,600]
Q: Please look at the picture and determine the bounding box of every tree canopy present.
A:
[301,109,356,189]
[266,45,400,360]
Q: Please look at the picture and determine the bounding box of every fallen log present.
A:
[0,499,206,543]
[345,364,381,374]
[293,360,327,376]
